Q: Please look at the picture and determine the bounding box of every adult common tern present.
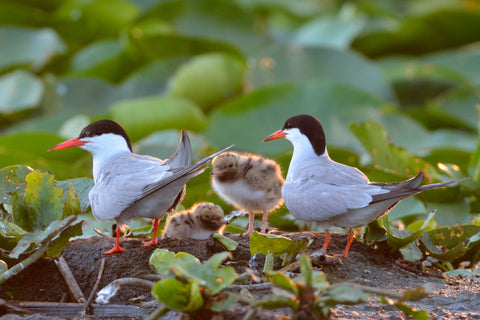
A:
[49,119,232,254]
[211,151,284,234]
[263,114,468,258]
[162,202,226,240]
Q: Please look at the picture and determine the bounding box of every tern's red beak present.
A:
[48,137,87,151]
[262,130,286,142]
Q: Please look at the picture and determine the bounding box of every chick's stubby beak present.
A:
[262,130,286,142]
[48,137,87,151]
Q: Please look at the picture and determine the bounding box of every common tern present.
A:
[263,114,468,258]
[49,119,232,254]
[162,202,226,240]
[211,151,284,234]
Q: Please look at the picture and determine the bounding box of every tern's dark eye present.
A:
[228,164,234,168]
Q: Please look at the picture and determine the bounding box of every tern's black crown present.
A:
[283,114,326,156]
[79,119,132,151]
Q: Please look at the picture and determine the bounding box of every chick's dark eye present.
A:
[228,164,233,168]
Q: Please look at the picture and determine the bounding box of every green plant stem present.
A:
[144,306,169,320]
[0,241,49,285]
[0,215,77,285]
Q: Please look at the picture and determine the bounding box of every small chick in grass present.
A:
[210,151,284,234]
[162,202,226,240]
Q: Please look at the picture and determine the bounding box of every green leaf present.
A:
[0,165,33,205]
[263,252,274,273]
[45,221,83,258]
[324,285,369,305]
[249,232,308,265]
[267,271,298,295]
[149,249,194,276]
[0,260,7,273]
[379,211,436,252]
[151,278,204,312]
[110,95,207,141]
[257,294,299,310]
[0,26,66,72]
[56,178,94,212]
[0,219,26,251]
[212,233,238,251]
[169,53,246,111]
[61,182,81,218]
[299,254,313,287]
[205,81,386,156]
[247,43,394,101]
[350,120,436,177]
[210,292,239,312]
[0,71,44,116]
[23,171,64,230]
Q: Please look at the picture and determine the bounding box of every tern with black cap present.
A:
[49,119,232,254]
[263,114,468,258]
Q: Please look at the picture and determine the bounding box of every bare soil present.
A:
[1,232,479,319]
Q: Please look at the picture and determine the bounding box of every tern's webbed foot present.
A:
[104,245,125,254]
[141,237,158,247]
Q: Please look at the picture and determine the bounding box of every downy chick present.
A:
[162,202,226,240]
[211,151,284,234]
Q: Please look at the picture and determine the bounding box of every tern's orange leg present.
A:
[142,219,159,247]
[322,229,331,250]
[104,225,125,254]
[333,229,354,258]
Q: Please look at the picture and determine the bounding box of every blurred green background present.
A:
[0,0,479,233]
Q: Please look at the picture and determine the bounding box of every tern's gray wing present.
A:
[165,130,192,169]
[283,158,386,222]
[139,145,235,199]
[89,154,171,221]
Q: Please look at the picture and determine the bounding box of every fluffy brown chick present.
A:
[162,202,226,240]
[210,151,284,234]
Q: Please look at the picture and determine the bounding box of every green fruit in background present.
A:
[110,95,208,141]
[169,53,246,112]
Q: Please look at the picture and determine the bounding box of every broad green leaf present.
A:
[56,178,93,212]
[54,0,140,44]
[445,268,480,280]
[267,271,298,295]
[212,233,238,251]
[204,81,387,156]
[0,219,26,251]
[9,217,78,259]
[324,285,369,305]
[394,301,429,320]
[151,279,203,312]
[110,95,207,141]
[0,27,66,72]
[0,71,43,116]
[169,53,246,111]
[379,211,436,251]
[350,120,436,178]
[68,39,138,83]
[126,32,243,63]
[61,182,81,218]
[140,0,265,54]
[149,249,197,276]
[247,43,394,101]
[249,232,308,265]
[23,171,64,229]
[0,165,33,205]
[263,251,274,273]
[0,2,50,28]
[352,9,480,58]
[422,44,480,87]
[295,13,366,49]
